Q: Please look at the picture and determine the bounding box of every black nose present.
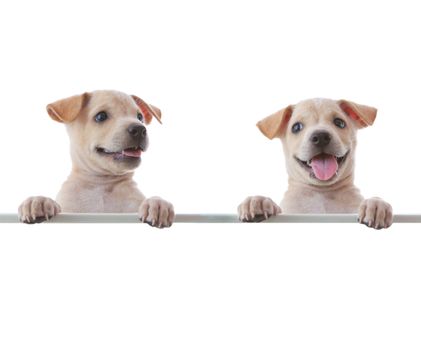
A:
[127,124,147,138]
[310,131,331,147]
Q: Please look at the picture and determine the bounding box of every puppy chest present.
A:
[58,182,144,212]
[282,189,360,213]
[309,192,357,213]
[100,185,144,212]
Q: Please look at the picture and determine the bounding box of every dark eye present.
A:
[137,112,144,122]
[333,117,346,129]
[94,111,108,123]
[291,122,304,134]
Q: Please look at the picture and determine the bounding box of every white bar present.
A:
[0,213,420,224]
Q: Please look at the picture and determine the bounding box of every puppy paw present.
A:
[238,196,281,222]
[138,197,174,228]
[358,197,393,230]
[18,196,61,224]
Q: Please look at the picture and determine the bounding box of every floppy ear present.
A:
[338,100,377,128]
[46,93,90,123]
[256,106,293,139]
[131,95,162,125]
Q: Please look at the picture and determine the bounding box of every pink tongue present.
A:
[122,149,142,158]
[310,154,338,181]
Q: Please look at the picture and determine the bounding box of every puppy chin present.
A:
[290,165,337,187]
[98,155,141,173]
[81,153,140,177]
[290,151,352,187]
[94,144,144,170]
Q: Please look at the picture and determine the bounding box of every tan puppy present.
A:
[238,98,393,229]
[19,90,174,228]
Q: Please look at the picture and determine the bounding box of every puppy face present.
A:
[46,90,162,176]
[257,98,377,186]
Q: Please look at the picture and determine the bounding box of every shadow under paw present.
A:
[241,214,267,223]
[23,216,49,224]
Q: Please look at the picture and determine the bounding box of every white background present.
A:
[1,0,421,349]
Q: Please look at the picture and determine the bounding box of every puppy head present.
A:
[46,90,162,176]
[257,98,377,186]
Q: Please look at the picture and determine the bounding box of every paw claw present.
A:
[358,197,393,230]
[138,197,174,229]
[18,196,61,224]
[238,196,281,223]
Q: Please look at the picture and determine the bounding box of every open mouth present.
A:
[295,152,348,181]
[96,146,143,160]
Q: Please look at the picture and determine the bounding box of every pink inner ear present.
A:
[340,103,367,127]
[280,109,293,136]
[132,96,153,124]
[138,102,153,124]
